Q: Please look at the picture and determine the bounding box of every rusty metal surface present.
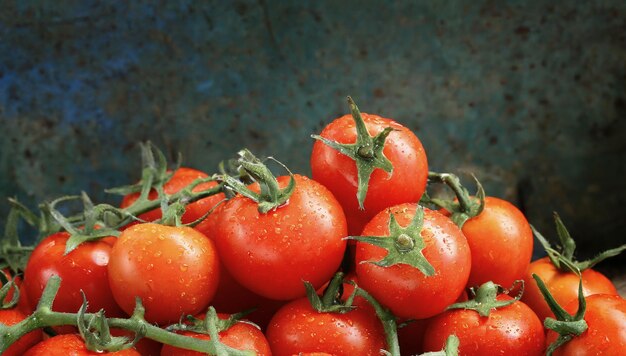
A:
[0,1,625,263]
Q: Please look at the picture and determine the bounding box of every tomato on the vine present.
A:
[311,99,428,236]
[523,257,618,322]
[23,334,141,355]
[23,232,125,318]
[213,174,347,300]
[0,308,43,356]
[354,203,471,319]
[107,223,220,325]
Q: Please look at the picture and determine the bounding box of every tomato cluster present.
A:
[1,97,624,355]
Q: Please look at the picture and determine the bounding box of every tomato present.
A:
[107,223,220,325]
[0,308,43,356]
[213,174,347,300]
[397,318,429,355]
[265,290,386,355]
[423,295,545,355]
[355,203,471,319]
[23,232,125,319]
[2,268,32,314]
[546,294,626,355]
[444,196,533,289]
[160,313,271,356]
[24,334,141,355]
[121,167,224,228]
[311,111,428,236]
[522,257,618,322]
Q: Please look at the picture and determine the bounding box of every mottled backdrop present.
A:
[1,1,625,264]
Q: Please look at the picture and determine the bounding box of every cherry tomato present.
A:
[213,174,347,300]
[121,167,224,228]
[108,223,220,325]
[24,334,141,355]
[523,257,618,321]
[311,112,428,235]
[355,203,471,319]
[444,196,533,289]
[0,308,43,356]
[160,313,271,356]
[423,295,545,355]
[546,294,626,355]
[23,232,125,318]
[265,290,386,355]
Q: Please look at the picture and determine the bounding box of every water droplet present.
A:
[180,264,188,272]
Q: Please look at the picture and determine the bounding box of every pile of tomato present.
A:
[1,97,625,355]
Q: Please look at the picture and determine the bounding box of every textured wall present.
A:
[1,1,625,262]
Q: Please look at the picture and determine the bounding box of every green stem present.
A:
[355,287,400,356]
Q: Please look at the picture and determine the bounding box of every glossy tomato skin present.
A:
[522,257,618,321]
[546,294,626,355]
[355,204,471,319]
[311,113,428,236]
[160,314,271,356]
[121,167,224,228]
[0,309,43,356]
[423,295,545,355]
[107,223,220,325]
[454,196,533,289]
[23,232,125,318]
[266,294,386,356]
[213,174,347,300]
[24,334,141,355]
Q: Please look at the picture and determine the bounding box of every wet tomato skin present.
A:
[423,295,545,356]
[24,334,141,355]
[23,232,125,318]
[522,257,618,321]
[107,223,220,325]
[311,112,428,236]
[546,294,626,355]
[355,204,471,319]
[213,174,347,301]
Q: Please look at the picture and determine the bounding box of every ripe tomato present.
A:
[107,223,220,325]
[0,308,43,356]
[423,294,545,355]
[445,196,533,289]
[213,174,347,300]
[355,203,471,319]
[522,257,618,322]
[265,291,386,355]
[311,111,428,235]
[546,294,626,355]
[160,313,272,356]
[23,334,141,355]
[23,232,125,318]
[120,167,224,227]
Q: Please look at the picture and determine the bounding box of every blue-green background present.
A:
[1,1,625,264]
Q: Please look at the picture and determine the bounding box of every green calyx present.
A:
[349,205,435,276]
[304,272,357,314]
[426,171,485,228]
[532,273,588,356]
[419,334,460,356]
[534,212,626,274]
[447,281,524,317]
[0,270,19,309]
[311,96,394,210]
[220,149,295,214]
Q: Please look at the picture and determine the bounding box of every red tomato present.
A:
[160,313,271,356]
[445,196,533,289]
[2,268,32,314]
[423,295,545,355]
[355,203,471,319]
[523,257,618,322]
[397,318,429,355]
[0,308,43,356]
[265,292,386,355]
[23,232,125,318]
[24,334,141,355]
[121,167,224,227]
[213,174,347,300]
[546,294,626,355]
[311,112,428,235]
[107,223,220,325]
